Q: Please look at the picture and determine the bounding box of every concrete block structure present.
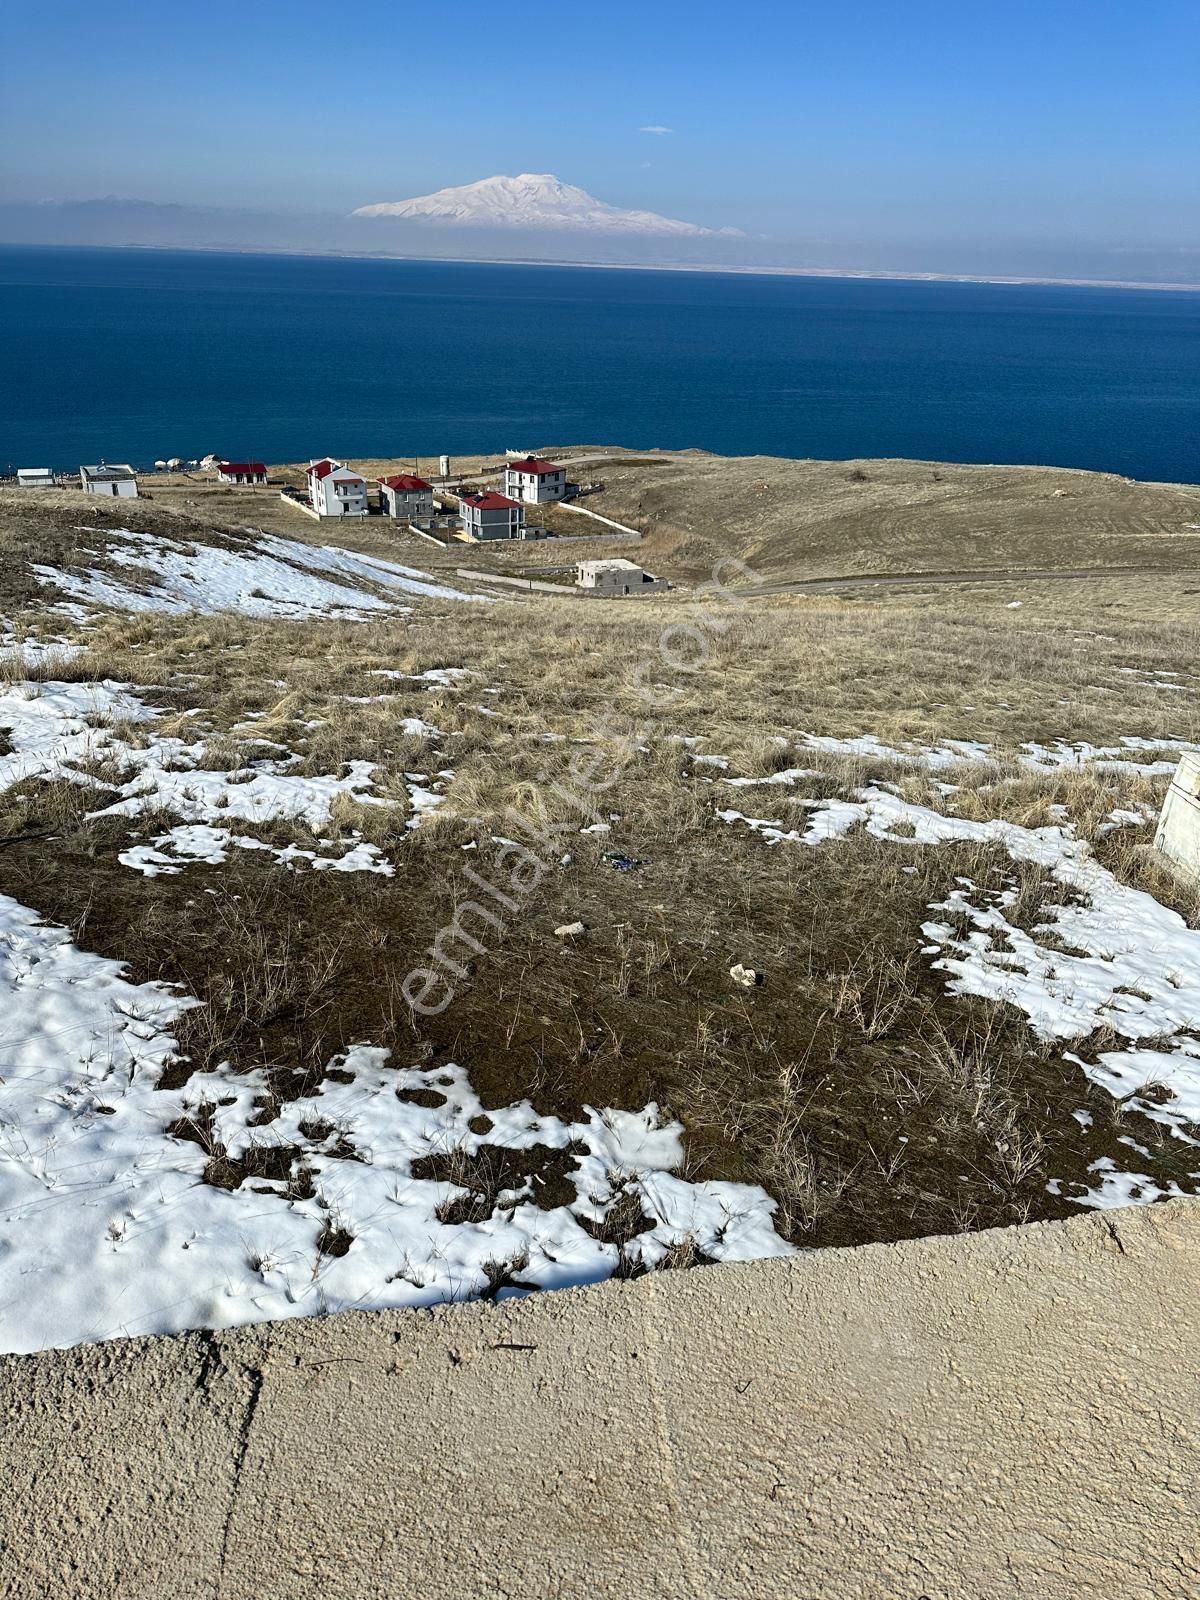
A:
[504,456,568,505]
[80,463,138,498]
[16,468,54,489]
[575,557,669,596]
[1155,752,1200,879]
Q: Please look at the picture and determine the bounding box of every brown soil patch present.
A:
[1,789,1194,1250]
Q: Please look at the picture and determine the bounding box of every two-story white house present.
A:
[459,490,525,540]
[80,463,138,498]
[307,458,368,518]
[503,456,568,504]
[378,473,435,521]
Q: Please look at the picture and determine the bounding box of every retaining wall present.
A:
[2,1200,1197,1599]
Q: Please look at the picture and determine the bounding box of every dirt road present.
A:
[742,563,1200,596]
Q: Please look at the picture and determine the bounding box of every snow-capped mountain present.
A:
[352,173,740,237]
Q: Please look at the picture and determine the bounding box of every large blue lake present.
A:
[2,245,1198,482]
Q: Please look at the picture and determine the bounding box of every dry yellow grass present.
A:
[1,464,1199,1253]
[568,450,1200,584]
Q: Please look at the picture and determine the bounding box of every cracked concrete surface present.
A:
[2,1201,1198,1600]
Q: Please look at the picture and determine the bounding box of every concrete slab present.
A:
[2,1202,1198,1600]
[1,1327,264,1600]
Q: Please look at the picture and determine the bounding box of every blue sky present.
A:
[3,0,1197,249]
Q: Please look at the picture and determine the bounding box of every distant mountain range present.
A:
[352,173,742,238]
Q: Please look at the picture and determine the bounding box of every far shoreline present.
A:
[2,237,1199,296]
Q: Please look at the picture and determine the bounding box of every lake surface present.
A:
[2,245,1198,481]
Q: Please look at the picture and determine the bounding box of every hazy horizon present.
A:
[2,199,1199,290]
[3,0,1196,284]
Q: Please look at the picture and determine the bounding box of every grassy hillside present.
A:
[566,450,1200,583]
[1,455,1199,1347]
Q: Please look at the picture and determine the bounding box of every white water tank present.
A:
[439,454,450,478]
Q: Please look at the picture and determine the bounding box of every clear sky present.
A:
[3,0,1197,251]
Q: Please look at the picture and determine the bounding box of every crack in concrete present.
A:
[194,1328,224,1399]
[1103,1216,1127,1255]
[5,1200,1198,1598]
[211,1346,266,1600]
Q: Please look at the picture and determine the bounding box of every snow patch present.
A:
[0,896,789,1353]
[118,825,394,878]
[33,529,478,619]
[0,679,391,832]
[720,783,1200,1206]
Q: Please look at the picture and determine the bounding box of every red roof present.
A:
[462,491,521,511]
[507,456,563,476]
[379,474,432,492]
[307,459,363,483]
[219,461,266,476]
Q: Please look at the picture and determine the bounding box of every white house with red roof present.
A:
[378,473,434,521]
[459,490,525,541]
[503,455,568,505]
[307,458,368,518]
[216,460,268,485]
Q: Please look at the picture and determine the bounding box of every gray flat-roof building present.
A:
[576,558,669,596]
[80,463,139,498]
[17,468,55,490]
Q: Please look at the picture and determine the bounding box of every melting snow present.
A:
[737,729,1200,779]
[798,732,993,768]
[0,634,86,669]
[720,784,1200,1207]
[119,825,394,878]
[0,896,789,1353]
[32,529,479,619]
[0,678,391,835]
[720,768,818,788]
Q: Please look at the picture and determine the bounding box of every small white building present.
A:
[17,468,55,490]
[307,458,368,518]
[216,461,268,485]
[504,455,568,505]
[459,491,525,541]
[576,558,668,596]
[80,463,138,498]
[379,474,435,521]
